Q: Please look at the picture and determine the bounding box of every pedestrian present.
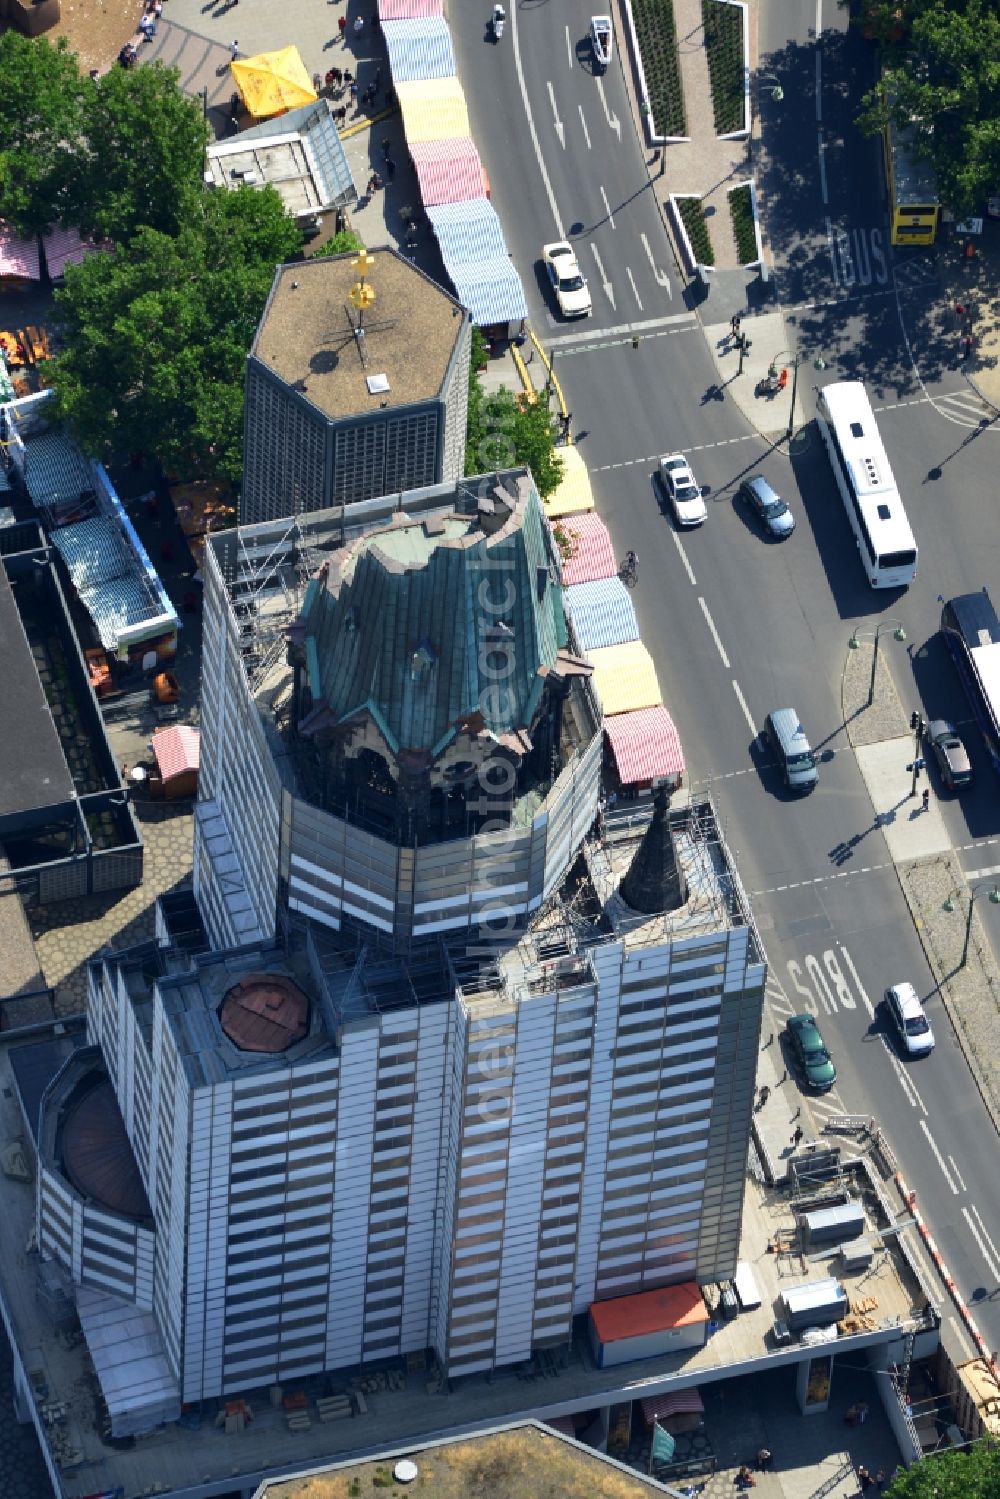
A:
[731,312,741,338]
[875,1470,886,1492]
[755,1447,772,1471]
[962,332,974,359]
[338,13,347,34]
[353,13,364,32]
[757,1084,770,1109]
[342,67,353,83]
[792,1124,804,1146]
[385,156,396,179]
[314,72,323,93]
[954,301,966,319]
[381,135,391,158]
[229,38,239,60]
[857,1466,872,1491]
[349,79,358,101]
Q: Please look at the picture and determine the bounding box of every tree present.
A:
[465,385,564,499]
[70,62,210,242]
[312,229,366,257]
[0,34,87,237]
[885,1438,1000,1496]
[856,0,1000,216]
[50,186,301,481]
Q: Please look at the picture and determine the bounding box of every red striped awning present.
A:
[42,225,91,279]
[604,706,685,785]
[378,0,442,17]
[640,1388,704,1425]
[0,224,40,281]
[151,725,201,782]
[558,513,617,586]
[410,138,487,205]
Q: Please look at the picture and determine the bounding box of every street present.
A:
[452,0,1000,1351]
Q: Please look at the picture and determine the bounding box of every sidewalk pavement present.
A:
[940,220,1000,412]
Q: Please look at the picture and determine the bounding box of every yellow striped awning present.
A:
[587,641,662,716]
[396,77,471,142]
[544,445,595,520]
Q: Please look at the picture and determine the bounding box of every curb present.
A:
[896,1171,999,1377]
[528,328,569,420]
[510,343,537,404]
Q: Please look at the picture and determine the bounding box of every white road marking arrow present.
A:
[626,267,643,310]
[596,76,621,139]
[641,232,672,297]
[599,184,615,229]
[591,245,615,310]
[578,104,591,150]
[547,81,565,148]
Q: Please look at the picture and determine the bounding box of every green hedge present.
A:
[702,0,745,135]
[632,0,687,137]
[676,197,714,266]
[728,183,757,263]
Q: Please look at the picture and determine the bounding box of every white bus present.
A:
[815,381,918,589]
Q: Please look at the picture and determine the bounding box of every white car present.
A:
[655,453,707,526]
[884,982,935,1056]
[542,241,592,319]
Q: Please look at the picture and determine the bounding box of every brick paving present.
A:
[30,805,194,1018]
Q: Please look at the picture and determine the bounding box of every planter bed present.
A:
[728,182,758,264]
[675,196,715,267]
[632,0,687,138]
[702,0,744,135]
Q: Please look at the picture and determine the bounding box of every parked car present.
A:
[785,1012,837,1091]
[654,453,707,526]
[924,719,973,791]
[883,982,935,1056]
[738,475,795,538]
[542,241,592,318]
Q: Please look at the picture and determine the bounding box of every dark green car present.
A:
[786,1012,837,1092]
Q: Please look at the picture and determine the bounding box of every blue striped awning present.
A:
[446,256,527,327]
[565,577,639,651]
[427,198,508,263]
[382,17,456,81]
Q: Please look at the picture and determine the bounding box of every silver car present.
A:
[739,476,795,538]
[924,719,972,791]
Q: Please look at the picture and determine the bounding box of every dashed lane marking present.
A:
[590,432,762,472]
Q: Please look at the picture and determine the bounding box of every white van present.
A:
[765,708,818,792]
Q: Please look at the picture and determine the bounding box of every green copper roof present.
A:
[302,478,567,758]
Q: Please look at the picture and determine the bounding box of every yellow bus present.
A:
[883,113,939,246]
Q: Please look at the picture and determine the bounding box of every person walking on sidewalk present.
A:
[792,1124,804,1146]
[922,787,930,811]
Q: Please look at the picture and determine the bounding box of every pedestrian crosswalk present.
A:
[930,387,999,427]
[891,254,940,295]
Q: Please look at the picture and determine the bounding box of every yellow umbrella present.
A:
[231,46,318,120]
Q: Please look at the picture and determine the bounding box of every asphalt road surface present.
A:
[454,0,1000,1351]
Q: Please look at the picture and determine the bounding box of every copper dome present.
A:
[219,972,310,1053]
[61,1079,151,1221]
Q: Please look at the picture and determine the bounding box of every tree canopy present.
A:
[51,187,302,482]
[72,62,209,242]
[0,37,208,241]
[465,373,565,500]
[857,0,1000,216]
[313,229,366,257]
[885,1438,1000,1497]
[0,33,88,238]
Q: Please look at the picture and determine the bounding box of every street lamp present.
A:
[943,882,1000,969]
[848,620,907,709]
[767,348,826,440]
